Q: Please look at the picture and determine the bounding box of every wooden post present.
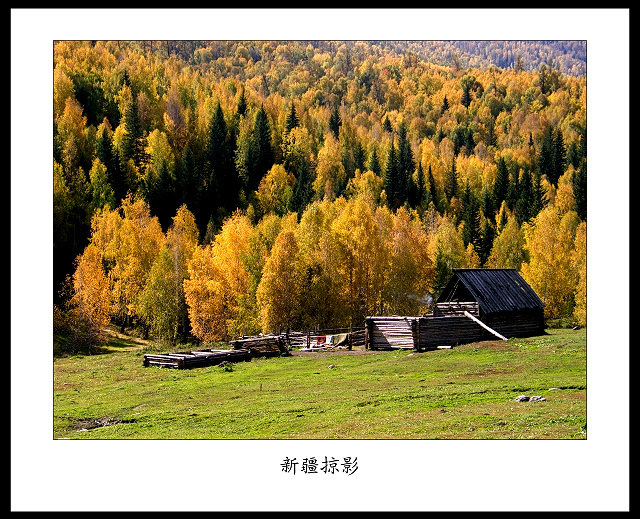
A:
[364,318,370,350]
[463,311,508,341]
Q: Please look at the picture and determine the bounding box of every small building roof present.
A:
[436,268,544,315]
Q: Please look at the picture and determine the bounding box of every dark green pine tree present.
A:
[514,167,535,225]
[532,170,546,218]
[481,187,495,222]
[285,102,299,133]
[552,128,566,186]
[329,105,342,139]
[144,159,176,232]
[493,156,509,208]
[204,102,236,215]
[291,159,314,215]
[353,139,366,173]
[368,146,381,176]
[383,138,401,211]
[537,125,555,184]
[464,127,475,155]
[461,86,472,109]
[444,155,458,202]
[236,85,248,118]
[486,117,497,147]
[578,127,587,162]
[413,162,427,211]
[176,145,204,228]
[452,126,465,156]
[382,115,393,133]
[251,104,274,192]
[572,158,587,221]
[397,121,415,207]
[460,181,481,248]
[460,74,476,109]
[427,164,440,214]
[441,95,449,115]
[121,95,147,170]
[505,167,520,212]
[477,218,496,266]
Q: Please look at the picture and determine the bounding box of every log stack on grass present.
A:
[143,348,251,369]
[229,334,291,357]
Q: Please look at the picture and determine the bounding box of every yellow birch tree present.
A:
[486,214,527,270]
[66,244,112,352]
[256,230,305,333]
[572,221,587,326]
[521,206,580,319]
[184,212,253,342]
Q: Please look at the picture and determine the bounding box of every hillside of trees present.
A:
[53,40,587,351]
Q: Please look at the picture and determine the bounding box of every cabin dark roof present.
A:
[436,268,544,314]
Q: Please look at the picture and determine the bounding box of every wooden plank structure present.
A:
[229,334,291,357]
[365,269,545,351]
[144,334,291,369]
[143,348,251,369]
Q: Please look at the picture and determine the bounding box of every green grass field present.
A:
[53,327,586,439]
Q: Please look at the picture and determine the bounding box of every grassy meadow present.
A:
[53,327,586,440]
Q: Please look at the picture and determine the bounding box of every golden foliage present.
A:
[521,207,580,319]
[184,212,253,342]
[66,244,112,350]
[257,230,305,333]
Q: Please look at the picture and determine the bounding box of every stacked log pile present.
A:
[365,317,417,350]
[143,348,251,369]
[229,334,291,357]
[349,328,366,349]
[365,312,500,350]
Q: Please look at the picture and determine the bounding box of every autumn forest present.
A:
[53,40,587,351]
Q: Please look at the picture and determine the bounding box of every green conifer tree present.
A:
[368,146,381,176]
[444,156,458,202]
[383,138,401,210]
[285,102,299,133]
[204,102,236,215]
[493,156,509,207]
[252,104,274,192]
[441,95,449,114]
[572,159,587,221]
[329,105,341,139]
[427,164,440,214]
[121,95,147,170]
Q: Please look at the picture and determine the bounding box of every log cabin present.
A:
[365,268,545,350]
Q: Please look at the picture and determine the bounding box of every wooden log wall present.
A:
[365,317,417,350]
[482,310,545,338]
[416,316,489,349]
